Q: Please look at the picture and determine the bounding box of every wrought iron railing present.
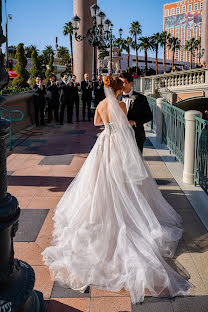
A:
[0,106,24,150]
[147,96,157,133]
[162,102,185,163]
[194,117,208,194]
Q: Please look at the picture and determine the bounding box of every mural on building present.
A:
[165,10,202,29]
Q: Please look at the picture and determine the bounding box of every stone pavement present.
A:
[6,120,208,312]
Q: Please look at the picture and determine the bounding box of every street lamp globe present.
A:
[90,4,100,18]
[104,19,111,33]
[72,15,81,31]
[96,11,106,27]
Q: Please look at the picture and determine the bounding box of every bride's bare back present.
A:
[94,98,127,126]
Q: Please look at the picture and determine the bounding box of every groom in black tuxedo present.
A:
[120,72,153,154]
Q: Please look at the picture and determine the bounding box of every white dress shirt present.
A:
[122,88,134,112]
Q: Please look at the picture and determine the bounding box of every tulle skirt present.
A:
[42,124,192,303]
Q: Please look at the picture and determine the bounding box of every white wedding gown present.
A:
[42,88,192,303]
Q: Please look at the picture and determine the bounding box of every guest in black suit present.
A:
[95,74,105,106]
[120,72,153,154]
[59,74,73,124]
[45,74,60,123]
[81,73,93,121]
[32,76,46,126]
[71,74,80,122]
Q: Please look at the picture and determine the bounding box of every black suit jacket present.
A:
[95,80,105,103]
[45,82,60,106]
[81,80,92,101]
[59,81,72,104]
[127,91,153,143]
[32,84,46,106]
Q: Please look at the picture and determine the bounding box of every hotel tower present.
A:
[164,0,203,63]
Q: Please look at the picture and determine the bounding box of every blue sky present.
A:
[2,0,169,58]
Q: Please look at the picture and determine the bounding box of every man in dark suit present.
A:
[32,76,46,126]
[59,74,73,124]
[81,73,93,121]
[45,74,60,123]
[71,74,80,122]
[95,74,105,106]
[120,72,153,154]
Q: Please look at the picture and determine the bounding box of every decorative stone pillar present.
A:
[73,0,97,83]
[201,0,208,64]
[183,110,202,185]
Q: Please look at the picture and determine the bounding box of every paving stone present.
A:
[25,146,40,151]
[155,178,178,186]
[39,154,74,165]
[171,296,208,312]
[51,282,90,298]
[65,130,86,135]
[19,139,48,147]
[14,209,49,242]
[132,297,174,312]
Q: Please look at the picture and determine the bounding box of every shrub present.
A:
[12,43,30,88]
[45,55,54,82]
[30,50,42,85]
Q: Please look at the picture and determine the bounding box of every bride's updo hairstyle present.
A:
[104,75,123,93]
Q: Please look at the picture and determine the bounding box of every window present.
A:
[175,49,179,60]
[187,27,191,40]
[165,9,169,17]
[175,27,179,38]
[181,48,184,61]
[176,7,180,14]
[200,2,203,9]
[193,26,197,39]
[171,8,175,15]
[187,51,190,62]
[194,3,198,10]
[182,6,186,13]
[188,4,192,12]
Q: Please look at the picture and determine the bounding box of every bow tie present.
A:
[122,94,129,98]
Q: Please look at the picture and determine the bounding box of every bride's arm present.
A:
[94,107,104,126]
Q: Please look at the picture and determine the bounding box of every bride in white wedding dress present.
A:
[42,75,192,303]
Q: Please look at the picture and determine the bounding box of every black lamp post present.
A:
[118,28,123,71]
[0,1,45,310]
[72,4,106,113]
[103,19,114,73]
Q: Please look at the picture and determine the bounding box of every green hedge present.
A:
[0,87,31,96]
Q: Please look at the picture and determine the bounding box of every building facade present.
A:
[164,0,203,63]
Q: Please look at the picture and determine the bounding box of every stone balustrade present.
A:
[134,68,208,103]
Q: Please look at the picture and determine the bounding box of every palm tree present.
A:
[160,31,171,73]
[152,33,161,75]
[195,37,201,64]
[41,45,54,65]
[25,45,39,58]
[58,46,71,71]
[185,38,198,69]
[122,37,133,73]
[167,36,180,70]
[63,22,73,74]
[138,36,154,75]
[129,21,142,74]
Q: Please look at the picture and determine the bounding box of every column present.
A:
[201,0,208,64]
[183,110,202,185]
[73,0,97,83]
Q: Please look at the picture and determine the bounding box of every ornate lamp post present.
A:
[0,1,45,310]
[72,4,106,112]
[103,19,114,73]
[118,28,123,70]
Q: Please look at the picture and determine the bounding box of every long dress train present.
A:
[42,89,192,303]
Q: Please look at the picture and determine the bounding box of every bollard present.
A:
[183,110,202,185]
[0,118,45,311]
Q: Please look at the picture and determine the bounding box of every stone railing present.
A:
[134,68,208,102]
